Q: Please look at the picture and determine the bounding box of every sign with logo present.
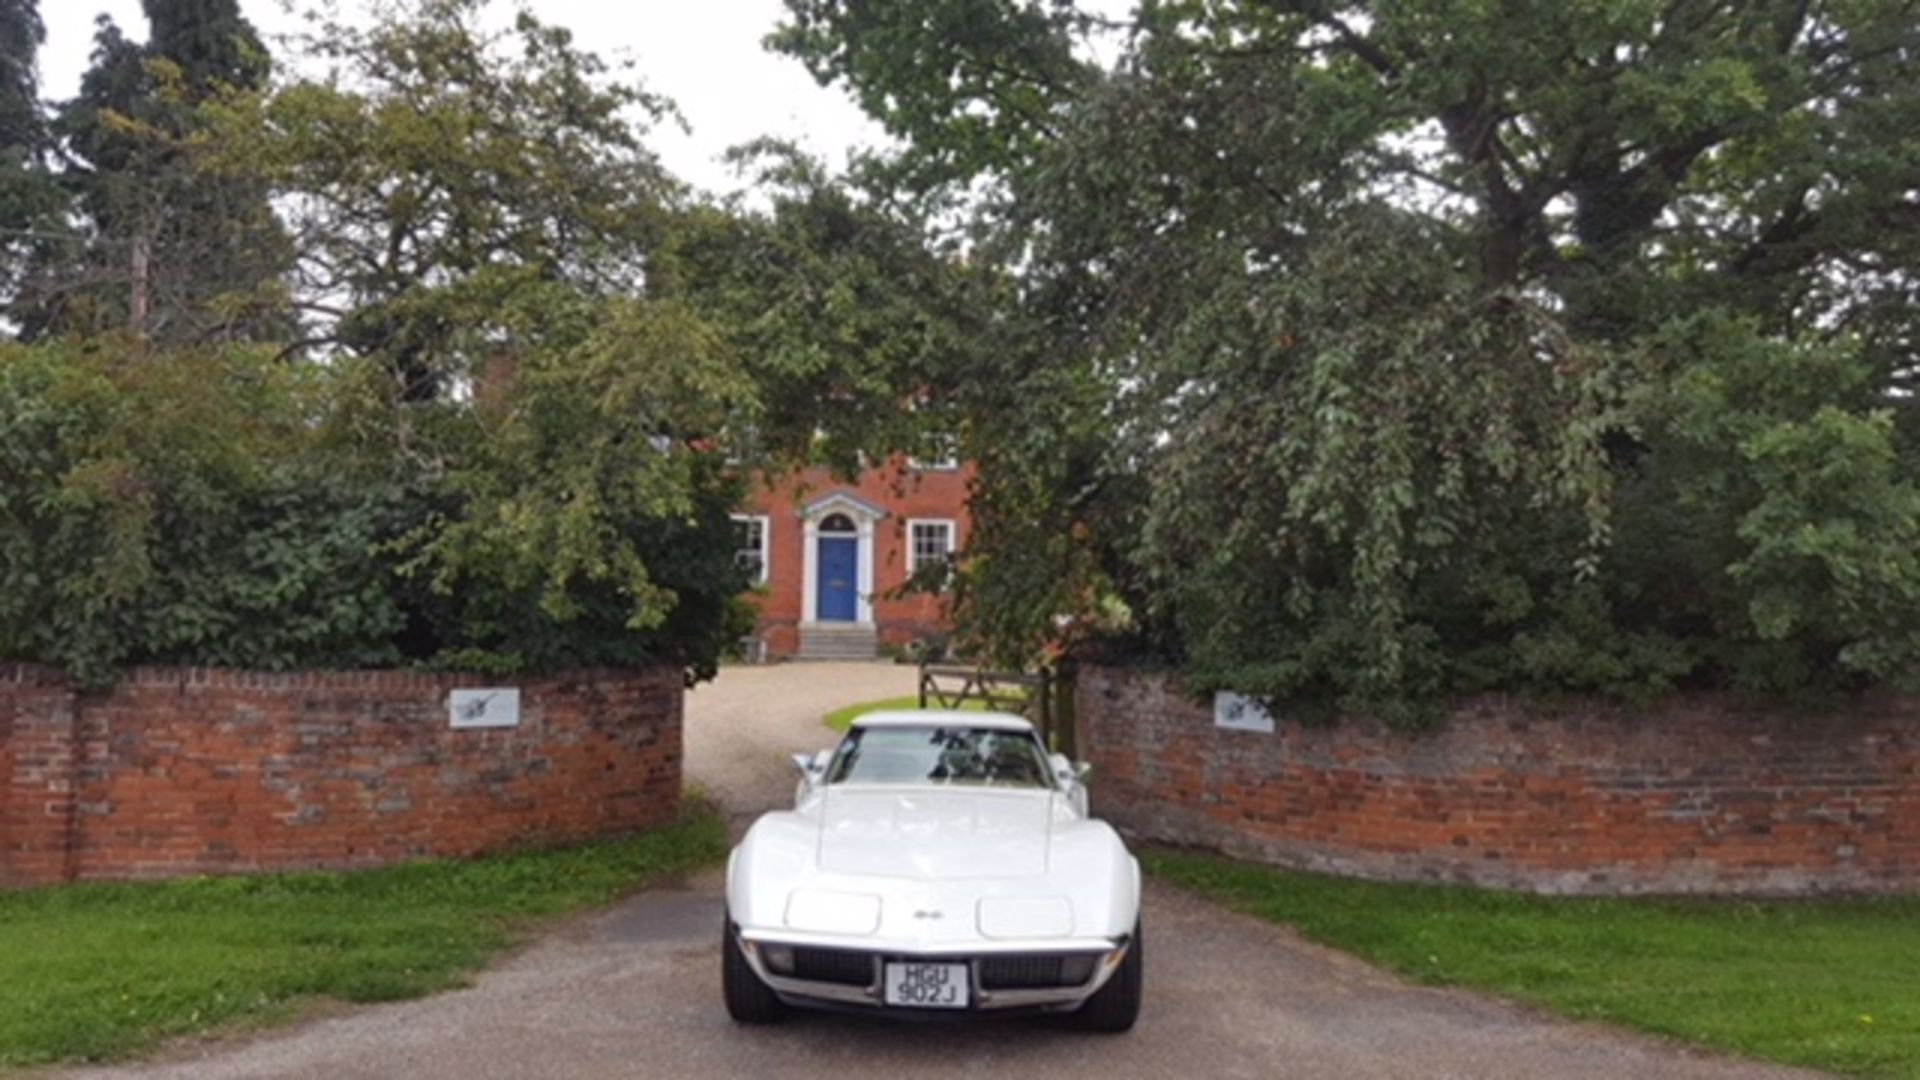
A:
[1213,691,1276,734]
[449,688,521,730]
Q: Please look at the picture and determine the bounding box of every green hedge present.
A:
[0,340,755,687]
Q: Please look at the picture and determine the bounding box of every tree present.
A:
[21,0,284,343]
[657,141,988,475]
[0,0,63,310]
[0,0,39,148]
[143,0,269,94]
[771,0,1093,200]
[198,0,763,679]
[204,0,677,399]
[776,0,1920,714]
[3,1,989,688]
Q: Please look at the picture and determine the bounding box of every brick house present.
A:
[733,456,971,660]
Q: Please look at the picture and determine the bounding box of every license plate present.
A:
[883,962,970,1008]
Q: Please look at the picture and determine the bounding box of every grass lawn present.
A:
[822,692,1025,732]
[0,810,728,1068]
[1149,850,1920,1078]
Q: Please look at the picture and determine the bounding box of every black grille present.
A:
[791,948,876,986]
[979,953,1099,990]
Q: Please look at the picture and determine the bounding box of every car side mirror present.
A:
[1052,754,1092,816]
[792,751,831,806]
[1050,753,1091,785]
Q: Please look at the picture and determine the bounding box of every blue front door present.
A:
[817,537,858,622]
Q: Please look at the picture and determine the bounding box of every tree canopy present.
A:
[657,140,987,474]
[777,0,1920,717]
[12,0,286,342]
[8,0,1915,708]
[203,1,678,396]
[0,0,61,305]
[0,0,960,687]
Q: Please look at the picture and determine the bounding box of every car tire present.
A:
[722,918,787,1024]
[1075,921,1143,1033]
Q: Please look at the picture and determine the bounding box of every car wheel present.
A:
[722,918,788,1024]
[1075,921,1143,1033]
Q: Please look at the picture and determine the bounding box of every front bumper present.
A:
[735,927,1131,1012]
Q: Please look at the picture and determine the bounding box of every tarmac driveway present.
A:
[70,662,1806,1080]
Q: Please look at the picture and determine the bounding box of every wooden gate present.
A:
[917,664,1061,748]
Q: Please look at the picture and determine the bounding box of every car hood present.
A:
[815,787,1052,880]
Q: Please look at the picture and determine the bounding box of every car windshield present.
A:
[827,725,1054,789]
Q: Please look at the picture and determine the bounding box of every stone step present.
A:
[797,625,879,661]
[795,647,880,659]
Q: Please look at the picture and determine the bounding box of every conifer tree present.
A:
[31,0,284,342]
[0,0,62,315]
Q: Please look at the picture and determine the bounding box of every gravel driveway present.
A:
[68,662,1805,1080]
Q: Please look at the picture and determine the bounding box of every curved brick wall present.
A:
[1,665,680,886]
[1076,665,1920,895]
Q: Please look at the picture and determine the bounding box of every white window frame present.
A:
[731,514,770,586]
[722,422,761,466]
[907,432,960,471]
[906,518,957,577]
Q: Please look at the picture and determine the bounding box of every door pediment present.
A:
[799,491,887,523]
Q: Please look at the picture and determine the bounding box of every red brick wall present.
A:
[1077,665,1920,895]
[1,665,680,887]
[0,682,11,878]
[741,459,972,655]
[0,666,80,884]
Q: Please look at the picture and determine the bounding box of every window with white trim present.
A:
[907,432,959,471]
[906,519,956,580]
[731,515,769,585]
[722,423,761,466]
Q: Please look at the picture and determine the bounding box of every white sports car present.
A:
[722,710,1143,1031]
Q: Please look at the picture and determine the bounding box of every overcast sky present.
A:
[37,0,894,197]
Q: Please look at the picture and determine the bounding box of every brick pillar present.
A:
[2,676,80,886]
[0,677,10,884]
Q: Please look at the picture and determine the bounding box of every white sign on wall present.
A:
[1213,691,1276,734]
[449,688,521,730]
